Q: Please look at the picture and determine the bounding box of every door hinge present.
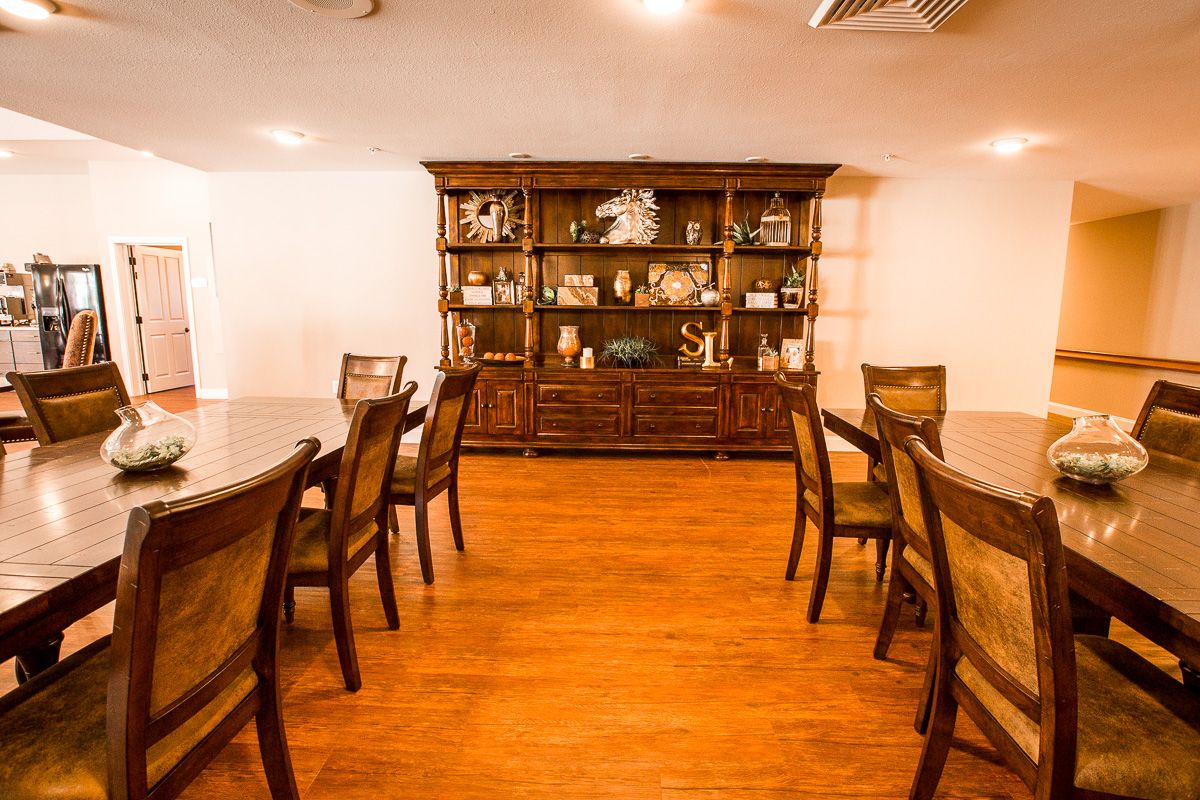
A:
[134,315,143,324]
[141,373,149,382]
[128,255,136,266]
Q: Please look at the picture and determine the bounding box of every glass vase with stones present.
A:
[1046,415,1149,485]
[456,320,477,364]
[759,193,792,247]
[557,325,582,367]
[613,270,633,305]
[101,402,196,472]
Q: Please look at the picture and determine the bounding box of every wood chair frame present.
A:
[8,362,132,446]
[337,353,407,401]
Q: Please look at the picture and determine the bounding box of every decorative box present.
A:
[556,286,600,306]
[745,292,778,309]
[461,286,494,306]
[562,274,595,287]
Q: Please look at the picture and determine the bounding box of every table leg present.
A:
[14,632,65,684]
[1182,661,1199,692]
[1069,590,1111,637]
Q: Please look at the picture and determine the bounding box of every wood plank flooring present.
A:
[0,390,1178,799]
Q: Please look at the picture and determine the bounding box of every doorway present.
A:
[127,244,195,393]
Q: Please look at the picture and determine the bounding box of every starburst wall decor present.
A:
[459,190,524,243]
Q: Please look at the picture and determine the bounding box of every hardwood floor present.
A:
[0,389,1179,799]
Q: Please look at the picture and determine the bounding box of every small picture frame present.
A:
[494,280,514,305]
[781,338,805,370]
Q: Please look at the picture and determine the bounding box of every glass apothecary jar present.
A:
[101,402,196,472]
[1046,415,1148,485]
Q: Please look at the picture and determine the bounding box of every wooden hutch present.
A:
[422,160,839,457]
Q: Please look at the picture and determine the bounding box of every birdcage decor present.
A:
[759,193,792,246]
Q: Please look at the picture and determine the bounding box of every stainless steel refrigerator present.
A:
[27,263,112,369]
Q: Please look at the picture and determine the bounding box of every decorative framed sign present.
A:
[648,261,710,306]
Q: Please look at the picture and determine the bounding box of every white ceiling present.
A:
[0,0,1198,220]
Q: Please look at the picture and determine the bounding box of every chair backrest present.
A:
[906,437,1077,794]
[868,393,944,565]
[63,309,99,369]
[774,375,834,523]
[414,364,482,490]
[337,353,407,401]
[330,383,417,564]
[862,363,947,437]
[106,438,319,798]
[8,362,132,445]
[1132,379,1200,461]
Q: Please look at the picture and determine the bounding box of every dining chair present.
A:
[388,363,482,586]
[337,353,407,400]
[775,375,892,622]
[286,383,417,691]
[8,362,132,446]
[905,436,1200,800]
[861,363,948,481]
[1131,379,1200,462]
[868,393,943,733]
[63,309,99,368]
[0,438,319,800]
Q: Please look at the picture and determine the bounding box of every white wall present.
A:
[0,173,97,268]
[817,176,1075,415]
[208,170,439,400]
[87,160,226,396]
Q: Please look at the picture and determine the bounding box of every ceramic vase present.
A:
[557,325,582,367]
[613,270,632,304]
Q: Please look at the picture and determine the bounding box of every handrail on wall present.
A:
[1055,348,1200,375]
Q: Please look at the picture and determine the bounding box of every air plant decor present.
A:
[600,336,659,368]
[780,265,805,308]
[732,212,760,246]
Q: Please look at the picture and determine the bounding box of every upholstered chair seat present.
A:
[287,509,379,574]
[390,456,452,496]
[958,635,1200,799]
[804,481,891,529]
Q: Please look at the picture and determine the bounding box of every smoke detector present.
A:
[286,0,374,19]
[809,0,967,32]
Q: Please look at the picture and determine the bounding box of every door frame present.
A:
[106,236,203,398]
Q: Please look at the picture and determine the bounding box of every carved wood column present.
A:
[521,185,535,363]
[436,184,450,367]
[718,187,734,362]
[803,191,822,372]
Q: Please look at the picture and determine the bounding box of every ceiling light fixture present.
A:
[745,156,768,163]
[990,137,1028,154]
[0,150,14,159]
[508,152,532,159]
[139,150,155,158]
[271,129,305,145]
[644,0,685,14]
[0,0,57,20]
[628,153,652,161]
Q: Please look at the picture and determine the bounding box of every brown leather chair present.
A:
[286,384,417,691]
[1132,379,1200,461]
[0,438,319,800]
[337,353,407,400]
[63,310,99,369]
[8,362,132,445]
[775,375,892,622]
[868,393,943,733]
[905,436,1200,800]
[387,363,482,585]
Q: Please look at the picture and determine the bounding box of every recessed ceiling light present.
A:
[508,152,532,160]
[271,129,305,145]
[745,156,768,163]
[644,0,685,14]
[139,150,155,158]
[628,153,652,161]
[990,137,1028,154]
[0,150,13,159]
[0,0,57,20]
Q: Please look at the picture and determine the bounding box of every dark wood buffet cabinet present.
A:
[422,160,839,456]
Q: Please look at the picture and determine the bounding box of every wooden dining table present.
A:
[0,396,426,672]
[823,408,1200,683]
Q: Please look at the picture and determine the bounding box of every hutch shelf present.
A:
[422,160,840,456]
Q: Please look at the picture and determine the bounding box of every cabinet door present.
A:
[770,390,793,441]
[730,383,770,439]
[487,380,524,437]
[462,381,486,437]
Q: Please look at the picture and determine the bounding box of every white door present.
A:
[131,245,194,393]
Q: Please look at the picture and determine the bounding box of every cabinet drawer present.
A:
[537,383,619,405]
[536,412,621,437]
[633,414,718,438]
[634,384,718,408]
[12,342,41,361]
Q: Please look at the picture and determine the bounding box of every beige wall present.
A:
[818,176,1074,415]
[0,173,97,268]
[1051,202,1200,420]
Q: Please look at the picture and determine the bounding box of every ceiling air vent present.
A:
[286,0,374,19]
[809,0,967,32]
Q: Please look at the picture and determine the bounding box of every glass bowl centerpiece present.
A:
[101,402,196,472]
[1046,415,1148,485]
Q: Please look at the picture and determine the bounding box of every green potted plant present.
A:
[780,266,804,308]
[600,336,659,368]
[633,284,651,308]
[760,347,779,372]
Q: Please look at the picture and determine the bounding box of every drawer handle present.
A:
[551,392,559,400]
[595,422,604,429]
[649,423,657,431]
[649,393,657,400]
[596,393,605,399]
[695,423,703,429]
